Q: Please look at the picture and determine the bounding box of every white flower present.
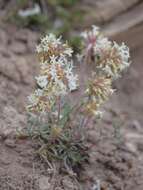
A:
[35,75,48,88]
[36,34,62,53]
[49,64,58,80]
[92,25,100,36]
[94,37,111,54]
[63,47,73,57]
[50,55,57,64]
[114,42,130,58]
[65,62,74,75]
[41,34,61,46]
[113,42,130,68]
[52,111,63,119]
[36,45,43,53]
[81,25,100,40]
[76,53,83,62]
[67,74,78,91]
[93,110,103,118]
[28,94,38,105]
[40,61,49,70]
[58,56,66,65]
[35,89,43,96]
[102,65,114,77]
[81,31,88,39]
[53,79,67,96]
[50,55,65,66]
[50,55,58,64]
[65,62,78,91]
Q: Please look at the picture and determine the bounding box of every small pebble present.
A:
[5,139,16,148]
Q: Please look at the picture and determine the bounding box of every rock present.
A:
[80,0,142,26]
[4,139,16,148]
[137,142,143,152]
[89,152,98,164]
[62,176,78,190]
[126,142,137,153]
[27,32,38,53]
[103,2,143,40]
[14,29,29,43]
[130,120,142,131]
[102,111,113,124]
[20,160,32,168]
[0,29,8,45]
[91,180,101,190]
[0,106,26,137]
[0,56,21,83]
[0,46,11,57]
[0,158,11,165]
[9,41,27,54]
[0,54,34,84]
[82,169,95,181]
[15,57,32,84]
[87,130,100,143]
[38,176,50,190]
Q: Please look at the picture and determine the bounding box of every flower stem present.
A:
[83,115,91,128]
[57,96,61,124]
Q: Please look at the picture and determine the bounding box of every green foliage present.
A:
[27,108,88,171]
[16,0,29,8]
[8,12,49,30]
[55,6,84,27]
[53,21,71,37]
[38,135,88,169]
[6,0,84,52]
[48,0,77,7]
[59,103,72,127]
[69,36,82,52]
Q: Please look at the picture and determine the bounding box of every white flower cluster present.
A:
[81,25,130,79]
[85,75,114,116]
[27,26,131,118]
[36,34,73,59]
[36,34,61,53]
[27,34,78,112]
[80,25,131,116]
[81,25,100,40]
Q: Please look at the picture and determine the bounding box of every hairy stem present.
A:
[83,115,91,128]
[57,96,61,124]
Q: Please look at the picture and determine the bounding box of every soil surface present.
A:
[1,0,143,189]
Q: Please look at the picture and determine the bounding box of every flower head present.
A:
[36,34,73,63]
[84,73,114,116]
[81,25,130,79]
[27,34,78,113]
[28,27,131,120]
[35,75,48,88]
